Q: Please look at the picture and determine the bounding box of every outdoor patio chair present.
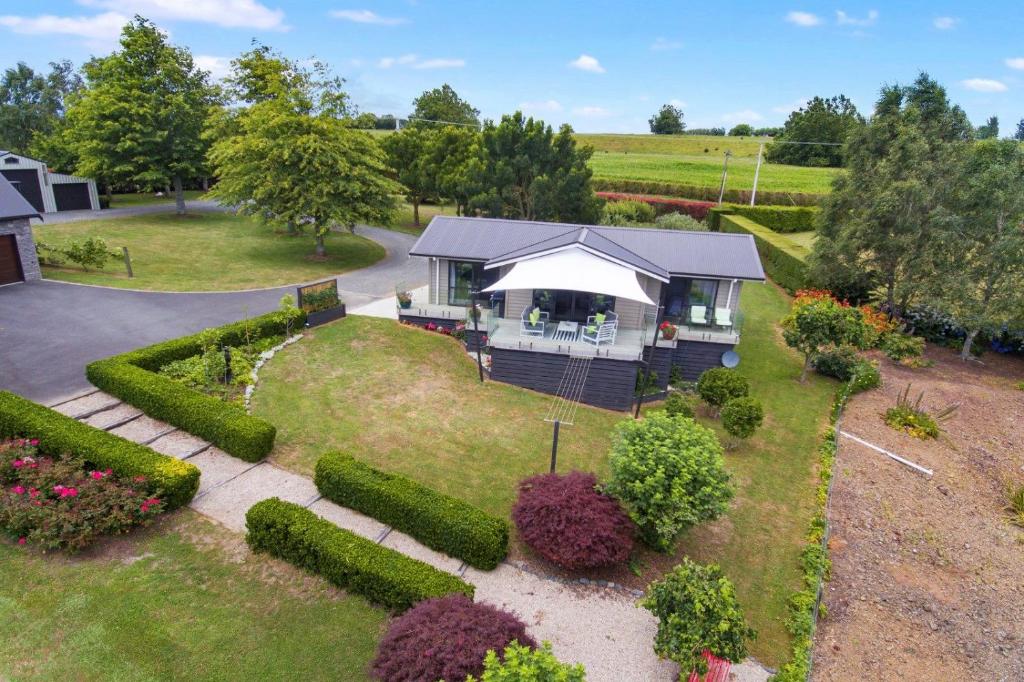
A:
[688,305,709,326]
[520,305,548,338]
[582,311,618,346]
[714,307,732,328]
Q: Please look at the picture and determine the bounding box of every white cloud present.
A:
[772,97,808,114]
[329,9,407,26]
[568,54,605,74]
[836,9,878,27]
[961,78,1008,93]
[650,37,683,51]
[785,11,821,27]
[1005,57,1024,70]
[0,11,126,43]
[721,109,764,123]
[520,100,563,113]
[378,54,418,68]
[78,0,286,30]
[194,55,232,80]
[377,54,463,70]
[573,106,611,117]
[933,16,957,30]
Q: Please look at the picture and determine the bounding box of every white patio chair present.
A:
[582,311,618,346]
[714,307,732,328]
[520,306,548,338]
[688,305,709,326]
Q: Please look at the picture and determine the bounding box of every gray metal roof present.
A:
[409,216,765,281]
[0,173,41,221]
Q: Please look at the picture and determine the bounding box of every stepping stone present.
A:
[81,403,143,430]
[148,431,210,459]
[51,391,120,419]
[109,415,175,444]
[380,530,464,576]
[307,498,388,542]
[188,448,259,497]
[190,463,319,532]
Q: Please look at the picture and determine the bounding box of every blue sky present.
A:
[2,1,1023,134]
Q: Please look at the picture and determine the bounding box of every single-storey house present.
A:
[0,173,43,285]
[403,216,766,410]
[0,151,100,213]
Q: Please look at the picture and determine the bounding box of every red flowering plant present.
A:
[659,321,678,340]
[0,439,164,552]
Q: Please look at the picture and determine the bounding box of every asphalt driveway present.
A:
[1,205,423,403]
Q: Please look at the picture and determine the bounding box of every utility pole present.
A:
[717,150,732,205]
[750,142,765,207]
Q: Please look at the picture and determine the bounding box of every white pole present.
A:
[717,151,731,205]
[750,143,764,207]
[725,279,735,309]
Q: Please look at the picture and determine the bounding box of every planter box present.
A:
[305,304,347,327]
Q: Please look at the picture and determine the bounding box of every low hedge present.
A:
[85,310,304,462]
[0,391,200,510]
[595,192,715,220]
[719,214,809,294]
[709,205,819,233]
[315,451,509,570]
[245,497,474,610]
[592,177,824,207]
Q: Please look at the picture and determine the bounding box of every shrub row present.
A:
[595,191,715,220]
[314,451,508,570]
[708,205,819,233]
[0,391,199,510]
[85,310,304,462]
[245,497,474,611]
[719,214,808,293]
[591,177,824,207]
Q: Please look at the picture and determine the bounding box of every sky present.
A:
[1,1,1023,134]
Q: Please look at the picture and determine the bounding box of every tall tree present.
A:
[410,84,479,128]
[381,127,436,227]
[1015,118,1024,141]
[727,123,754,137]
[976,115,999,140]
[0,60,82,154]
[66,17,218,213]
[469,112,601,224]
[766,95,864,167]
[931,140,1024,358]
[225,42,351,117]
[648,104,685,135]
[431,125,483,216]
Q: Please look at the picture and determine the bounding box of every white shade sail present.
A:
[482,248,656,305]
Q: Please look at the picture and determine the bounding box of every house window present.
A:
[664,277,720,320]
[447,261,498,305]
[687,279,719,307]
[3,157,18,164]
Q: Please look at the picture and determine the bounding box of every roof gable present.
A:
[0,173,41,221]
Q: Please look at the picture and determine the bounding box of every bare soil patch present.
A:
[812,346,1024,681]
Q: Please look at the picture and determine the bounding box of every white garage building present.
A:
[0,151,100,213]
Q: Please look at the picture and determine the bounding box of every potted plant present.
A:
[397,291,413,309]
[467,303,482,323]
[659,321,678,341]
[298,281,346,327]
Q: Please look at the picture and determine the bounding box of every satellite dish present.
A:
[721,351,740,368]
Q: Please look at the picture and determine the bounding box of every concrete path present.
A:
[48,386,769,682]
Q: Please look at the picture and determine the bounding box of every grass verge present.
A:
[109,190,206,207]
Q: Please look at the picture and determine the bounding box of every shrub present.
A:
[709,205,819,233]
[719,214,808,293]
[848,360,881,394]
[314,451,508,570]
[512,471,635,570]
[594,191,714,219]
[880,332,925,361]
[606,412,732,551]
[697,368,749,410]
[883,384,958,440]
[0,440,164,551]
[721,397,764,440]
[468,641,586,681]
[370,594,535,682]
[37,236,119,270]
[653,212,707,231]
[782,291,868,382]
[1005,483,1024,528]
[600,199,656,226]
[811,345,860,380]
[663,392,695,418]
[0,391,199,510]
[641,558,756,674]
[245,497,473,610]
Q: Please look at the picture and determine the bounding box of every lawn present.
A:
[786,231,816,251]
[252,281,834,666]
[34,212,386,291]
[0,511,385,680]
[110,190,206,207]
[386,200,457,235]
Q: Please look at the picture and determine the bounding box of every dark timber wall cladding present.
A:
[671,340,735,381]
[489,348,639,412]
[644,346,675,390]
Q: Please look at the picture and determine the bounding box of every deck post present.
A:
[550,419,560,473]
[471,288,484,383]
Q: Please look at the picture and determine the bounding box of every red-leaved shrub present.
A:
[371,594,535,682]
[512,471,635,570]
[595,192,714,220]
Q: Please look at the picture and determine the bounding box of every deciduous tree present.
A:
[782,292,867,382]
[381,126,436,227]
[975,115,999,140]
[727,123,754,137]
[0,60,81,154]
[766,95,863,167]
[649,104,685,135]
[410,83,480,128]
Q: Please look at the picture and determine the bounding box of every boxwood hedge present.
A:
[315,451,509,570]
[0,391,200,510]
[719,214,809,293]
[245,497,474,610]
[85,310,304,462]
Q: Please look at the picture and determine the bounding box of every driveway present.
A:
[1,204,423,403]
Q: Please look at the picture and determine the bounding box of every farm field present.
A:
[577,133,771,158]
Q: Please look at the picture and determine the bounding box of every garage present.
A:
[0,234,23,285]
[53,182,93,211]
[1,168,45,213]
[0,173,43,285]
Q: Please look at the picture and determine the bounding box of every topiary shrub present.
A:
[811,344,860,380]
[663,392,695,418]
[371,594,536,682]
[606,412,732,551]
[721,396,764,440]
[467,641,586,681]
[696,368,749,412]
[642,558,756,674]
[512,471,635,570]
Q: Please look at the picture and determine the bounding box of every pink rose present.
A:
[29,439,39,446]
[90,471,104,480]
[11,485,25,495]
[28,488,39,498]
[17,537,26,545]
[11,459,23,468]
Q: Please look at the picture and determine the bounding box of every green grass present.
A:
[34,212,386,291]
[110,190,206,207]
[0,511,385,681]
[578,133,772,158]
[786,231,816,251]
[253,282,833,666]
[386,201,457,235]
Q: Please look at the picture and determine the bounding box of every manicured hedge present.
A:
[85,310,304,462]
[245,497,474,610]
[314,451,509,570]
[709,205,819,233]
[592,177,823,207]
[0,391,200,510]
[719,214,809,294]
[595,192,715,220]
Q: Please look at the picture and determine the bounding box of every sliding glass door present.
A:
[533,290,615,324]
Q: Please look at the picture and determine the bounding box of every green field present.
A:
[577,133,770,158]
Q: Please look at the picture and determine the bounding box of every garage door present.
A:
[53,182,92,211]
[0,169,44,213]
[0,234,24,285]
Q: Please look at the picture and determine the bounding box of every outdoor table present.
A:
[552,320,579,341]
